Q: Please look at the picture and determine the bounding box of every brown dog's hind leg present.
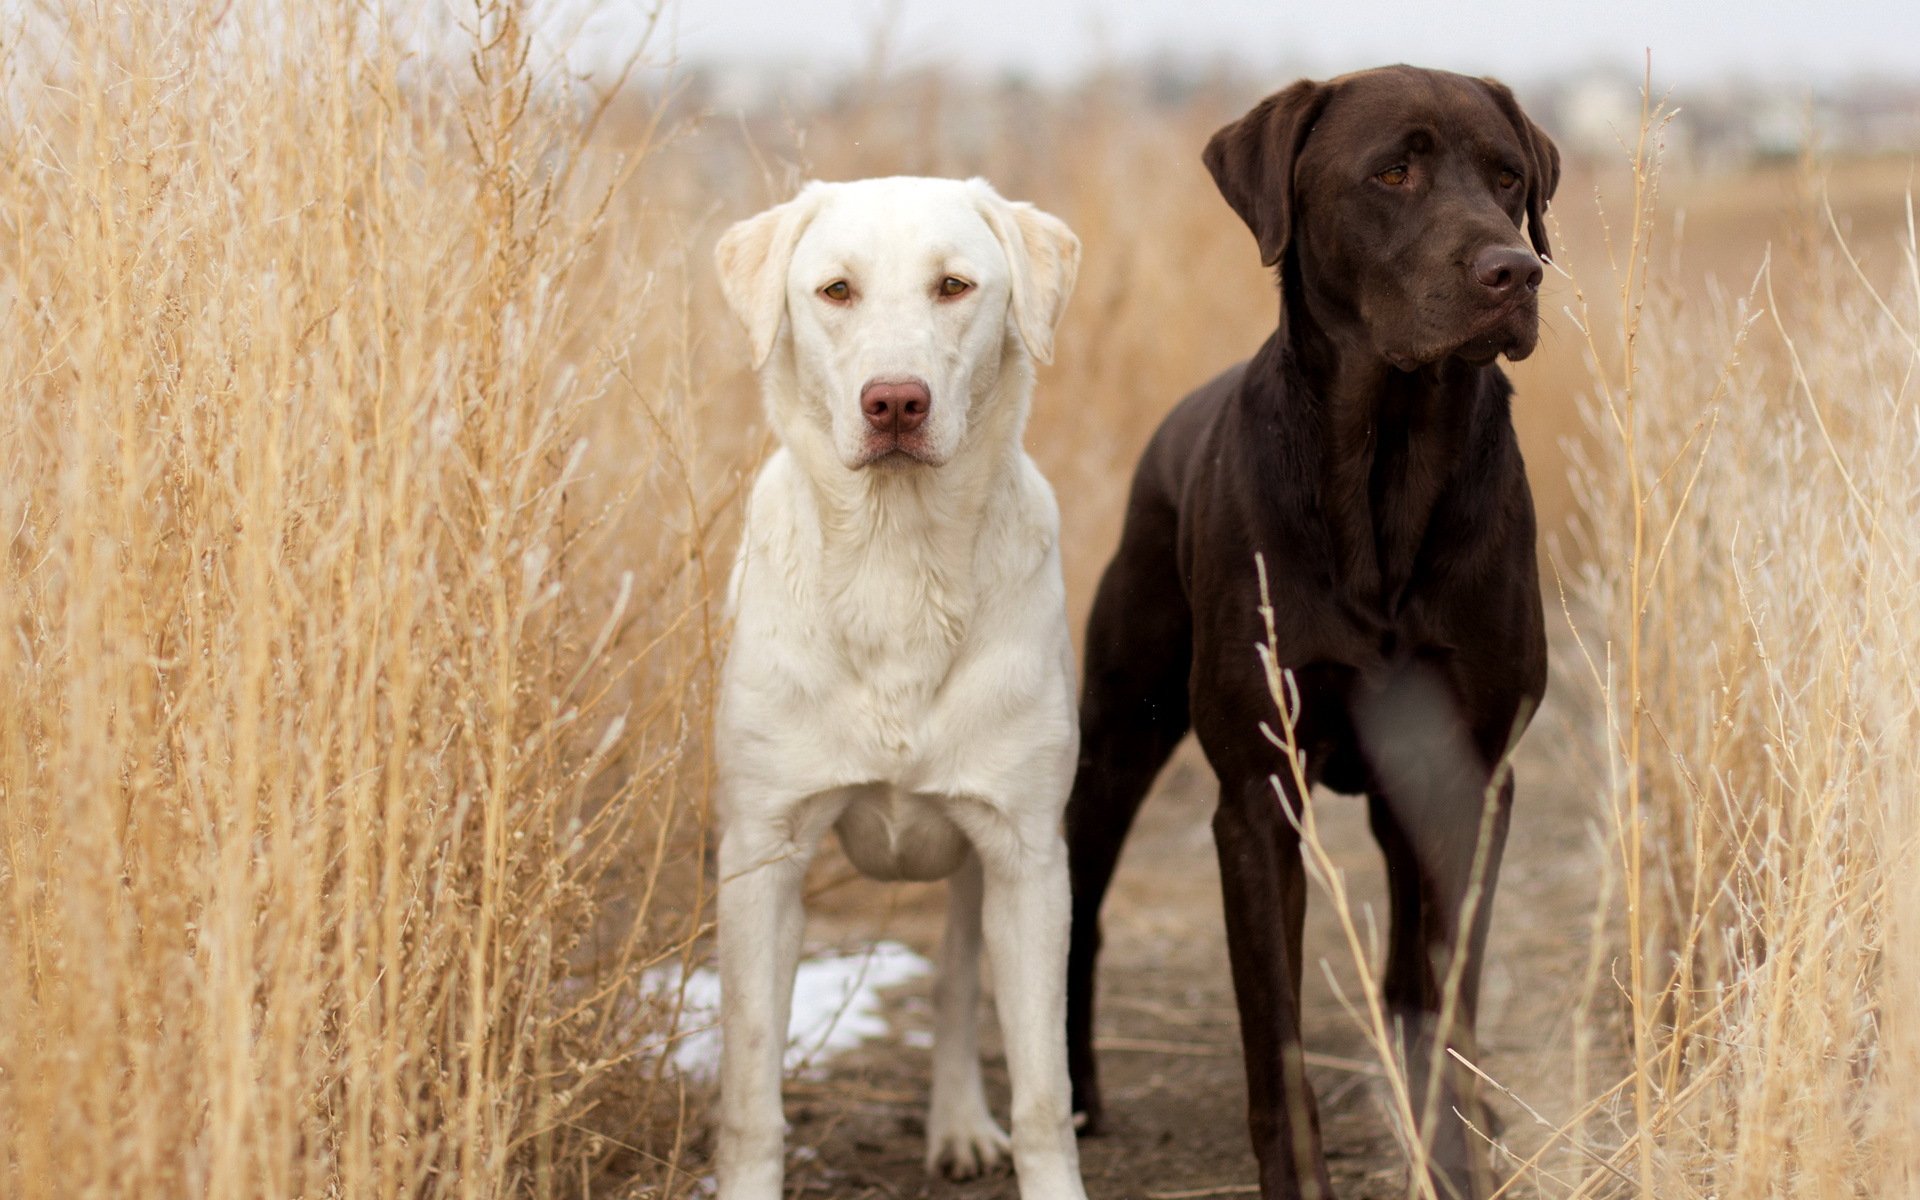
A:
[1063,508,1192,1135]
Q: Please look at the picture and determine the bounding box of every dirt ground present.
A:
[744,658,1617,1200]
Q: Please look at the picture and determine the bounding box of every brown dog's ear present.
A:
[1479,78,1562,261]
[714,183,828,369]
[1202,80,1326,268]
[970,179,1082,365]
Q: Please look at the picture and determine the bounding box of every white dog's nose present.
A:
[861,378,931,434]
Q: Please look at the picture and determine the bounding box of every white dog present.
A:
[710,176,1086,1200]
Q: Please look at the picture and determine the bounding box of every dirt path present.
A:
[770,667,1611,1200]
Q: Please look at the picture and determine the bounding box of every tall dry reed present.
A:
[0,3,713,1197]
[1557,89,1920,1198]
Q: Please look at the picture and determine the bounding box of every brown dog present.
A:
[1064,66,1557,1199]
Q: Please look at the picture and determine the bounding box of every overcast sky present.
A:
[610,0,1920,87]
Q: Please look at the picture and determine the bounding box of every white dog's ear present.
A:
[970,180,1081,365]
[715,184,825,369]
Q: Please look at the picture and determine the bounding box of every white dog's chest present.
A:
[719,454,1076,807]
[731,582,1042,782]
[816,575,971,752]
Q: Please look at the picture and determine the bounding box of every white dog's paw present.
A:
[924,1104,1012,1181]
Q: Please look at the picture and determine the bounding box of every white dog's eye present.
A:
[938,276,973,299]
[820,280,852,303]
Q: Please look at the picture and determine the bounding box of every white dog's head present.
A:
[715,177,1080,471]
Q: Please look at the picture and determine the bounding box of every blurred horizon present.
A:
[535,1,1920,167]
[559,0,1920,89]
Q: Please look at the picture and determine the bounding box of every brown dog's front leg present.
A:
[1367,773,1512,1200]
[1357,667,1517,1200]
[1212,778,1334,1200]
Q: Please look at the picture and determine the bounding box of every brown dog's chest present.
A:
[1182,374,1546,788]
[1332,374,1482,602]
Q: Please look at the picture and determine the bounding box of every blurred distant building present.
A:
[1549,71,1648,159]
[1523,67,1919,168]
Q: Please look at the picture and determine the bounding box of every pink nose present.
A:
[861,378,931,434]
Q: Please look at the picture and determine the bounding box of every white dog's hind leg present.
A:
[979,820,1088,1200]
[926,851,1012,1179]
[716,815,817,1200]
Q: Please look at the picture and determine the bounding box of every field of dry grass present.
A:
[0,5,715,1196]
[1555,103,1920,1196]
[1,3,1915,1197]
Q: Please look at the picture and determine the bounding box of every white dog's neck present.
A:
[764,351,1036,654]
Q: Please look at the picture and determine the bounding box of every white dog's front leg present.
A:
[980,829,1088,1200]
[716,817,815,1200]
[926,851,1012,1179]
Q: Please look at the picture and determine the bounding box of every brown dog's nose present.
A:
[861,379,931,434]
[1472,246,1543,297]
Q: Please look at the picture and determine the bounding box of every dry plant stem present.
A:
[1612,66,1660,1199]
[1561,66,1693,1200]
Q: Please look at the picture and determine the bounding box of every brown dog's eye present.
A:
[1498,168,1521,189]
[821,280,852,302]
[938,276,973,298]
[1376,165,1410,186]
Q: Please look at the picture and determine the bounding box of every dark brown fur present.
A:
[1064,66,1558,1200]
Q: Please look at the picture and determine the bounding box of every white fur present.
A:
[711,176,1086,1200]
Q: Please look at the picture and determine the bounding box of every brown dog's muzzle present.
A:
[1428,240,1545,366]
[1471,246,1542,300]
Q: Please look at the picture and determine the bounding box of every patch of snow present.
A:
[641,941,931,1080]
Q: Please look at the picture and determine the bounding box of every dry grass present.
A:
[0,3,715,1197]
[1554,92,1920,1198]
[2,6,1915,1196]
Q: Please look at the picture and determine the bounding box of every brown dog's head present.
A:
[1205,65,1560,369]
